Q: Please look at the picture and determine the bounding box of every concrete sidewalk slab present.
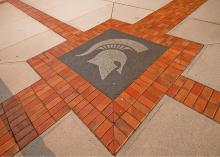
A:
[189,0,220,24]
[22,0,112,31]
[0,3,50,50]
[110,0,172,10]
[68,3,112,31]
[168,18,220,44]
[112,3,152,24]
[0,62,40,103]
[0,30,65,63]
[183,44,220,91]
[117,96,220,156]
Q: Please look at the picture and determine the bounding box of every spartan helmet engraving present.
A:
[76,39,149,80]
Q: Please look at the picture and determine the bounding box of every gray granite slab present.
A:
[59,29,167,99]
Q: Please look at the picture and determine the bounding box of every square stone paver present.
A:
[118,96,220,156]
[21,0,112,31]
[59,29,167,99]
[168,18,220,44]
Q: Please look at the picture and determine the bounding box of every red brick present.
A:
[68,95,84,109]
[53,106,70,121]
[36,118,55,134]
[88,114,105,132]
[125,87,140,99]
[167,84,179,97]
[138,95,156,109]
[175,88,189,102]
[86,90,101,102]
[210,91,220,104]
[102,103,113,118]
[73,99,89,113]
[83,108,99,125]
[96,98,111,112]
[142,90,159,103]
[133,101,150,115]
[95,120,112,138]
[115,118,133,136]
[18,130,38,149]
[194,98,207,113]
[113,102,125,116]
[121,112,140,129]
[0,138,16,155]
[115,97,131,110]
[184,93,198,108]
[101,127,113,146]
[190,83,204,95]
[78,104,94,119]
[120,92,136,104]
[127,106,145,122]
[1,144,19,157]
[107,140,120,155]
[200,87,213,100]
[91,94,106,107]
[114,126,127,145]
[204,102,219,118]
[214,108,220,123]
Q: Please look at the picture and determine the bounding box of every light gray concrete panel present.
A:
[183,44,220,91]
[118,96,220,156]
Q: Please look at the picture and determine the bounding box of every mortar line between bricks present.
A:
[2,98,37,150]
[0,104,18,152]
[169,77,220,123]
[29,62,72,117]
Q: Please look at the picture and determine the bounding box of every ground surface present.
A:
[0,0,220,156]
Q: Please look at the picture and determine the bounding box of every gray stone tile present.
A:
[183,44,220,91]
[0,3,49,50]
[189,0,220,24]
[22,0,112,31]
[0,30,65,63]
[15,112,112,157]
[0,62,40,103]
[112,3,152,24]
[168,18,220,44]
[112,0,172,11]
[117,96,220,156]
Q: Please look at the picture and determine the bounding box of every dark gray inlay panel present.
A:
[59,29,167,99]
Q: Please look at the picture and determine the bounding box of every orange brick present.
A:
[88,114,105,132]
[121,112,140,129]
[194,98,207,113]
[115,118,133,136]
[127,106,145,122]
[95,120,112,138]
[175,89,189,102]
[184,93,198,108]
[101,127,113,146]
[190,83,204,95]
[204,102,219,118]
[214,108,220,123]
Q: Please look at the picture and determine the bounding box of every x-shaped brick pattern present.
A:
[0,0,219,156]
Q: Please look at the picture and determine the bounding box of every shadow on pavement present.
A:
[0,79,55,156]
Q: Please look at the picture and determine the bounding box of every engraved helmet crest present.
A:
[76,39,149,80]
